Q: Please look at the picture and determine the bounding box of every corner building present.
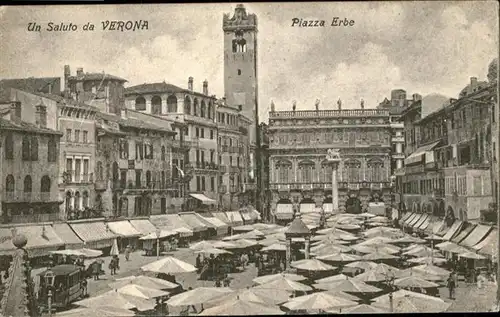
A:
[268,105,398,222]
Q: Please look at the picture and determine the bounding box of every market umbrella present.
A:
[397,270,443,281]
[258,238,281,247]
[110,239,119,256]
[140,229,177,240]
[233,225,254,232]
[141,256,197,274]
[74,290,154,311]
[361,252,398,261]
[392,236,426,245]
[459,251,487,260]
[55,306,135,317]
[323,290,361,302]
[336,224,361,231]
[316,253,361,263]
[353,245,399,255]
[239,229,265,240]
[357,237,399,246]
[283,291,358,311]
[291,259,336,271]
[313,279,382,293]
[198,298,285,315]
[255,277,312,292]
[261,243,287,252]
[357,213,376,218]
[231,239,259,248]
[312,239,350,246]
[345,261,379,271]
[167,287,234,306]
[393,276,440,289]
[109,275,178,290]
[189,240,216,250]
[355,264,402,283]
[406,257,447,265]
[367,216,389,223]
[317,228,351,235]
[372,292,451,313]
[253,273,307,284]
[311,234,351,243]
[311,243,352,254]
[339,235,360,242]
[252,223,280,230]
[340,304,388,314]
[315,274,350,283]
[223,233,244,241]
[402,246,442,258]
[410,264,450,277]
[207,287,290,306]
[194,248,232,256]
[115,284,169,300]
[212,240,238,249]
[50,248,103,258]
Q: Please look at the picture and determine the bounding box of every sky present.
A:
[0,2,498,123]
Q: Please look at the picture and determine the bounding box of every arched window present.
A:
[135,96,146,111]
[65,191,73,212]
[207,103,212,119]
[299,160,315,183]
[193,98,199,116]
[345,160,361,182]
[321,160,333,183]
[167,95,178,113]
[200,101,206,118]
[48,136,57,162]
[75,191,81,210]
[82,191,89,208]
[23,176,32,192]
[4,132,13,160]
[30,136,38,161]
[146,170,152,187]
[161,146,166,161]
[276,160,292,183]
[5,175,15,192]
[151,96,162,115]
[184,96,191,115]
[96,161,103,181]
[41,175,51,192]
[367,159,384,182]
[22,135,30,161]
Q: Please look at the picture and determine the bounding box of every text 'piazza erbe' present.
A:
[27,20,149,32]
[291,17,355,27]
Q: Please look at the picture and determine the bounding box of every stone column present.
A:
[304,236,310,259]
[285,238,291,269]
[331,162,339,213]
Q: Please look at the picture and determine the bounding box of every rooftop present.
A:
[286,214,311,236]
[19,90,101,112]
[125,82,214,99]
[0,77,61,95]
[97,111,175,135]
[270,108,389,119]
[69,72,127,83]
[0,117,62,135]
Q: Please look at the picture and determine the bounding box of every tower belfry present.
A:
[222,4,258,144]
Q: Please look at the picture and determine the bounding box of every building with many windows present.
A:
[267,100,401,222]
[0,95,62,224]
[124,79,218,210]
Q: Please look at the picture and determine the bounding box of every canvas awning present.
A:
[0,225,65,258]
[404,141,440,165]
[416,215,432,231]
[275,204,294,220]
[212,212,231,224]
[179,213,208,232]
[240,210,253,222]
[149,215,194,237]
[451,223,476,244]
[460,225,492,248]
[402,213,414,222]
[409,214,425,227]
[473,229,497,261]
[248,208,261,221]
[225,211,244,226]
[201,216,228,236]
[106,221,142,238]
[52,223,84,249]
[300,203,316,214]
[425,218,445,235]
[404,213,418,225]
[413,214,429,229]
[442,221,463,241]
[129,219,158,236]
[323,203,333,213]
[69,221,118,250]
[192,213,218,229]
[189,193,216,205]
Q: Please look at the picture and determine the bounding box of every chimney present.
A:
[470,77,478,86]
[188,77,193,91]
[121,108,127,119]
[203,80,208,95]
[77,67,84,77]
[412,93,422,102]
[35,103,47,128]
[48,83,52,95]
[64,65,71,97]
[9,101,22,122]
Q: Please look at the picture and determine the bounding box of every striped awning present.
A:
[404,141,440,165]
[409,214,425,227]
[0,225,65,258]
[416,215,431,231]
[413,214,428,228]
[275,204,294,220]
[148,215,194,237]
[212,212,231,224]
[179,213,208,232]
[52,223,84,249]
[69,221,117,249]
[442,221,464,241]
[451,223,476,244]
[129,219,158,236]
[473,229,497,261]
[189,193,216,205]
[460,225,492,248]
[404,213,418,225]
[225,211,244,226]
[106,221,142,238]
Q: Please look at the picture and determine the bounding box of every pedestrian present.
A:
[447,272,456,299]
[223,273,231,287]
[215,278,221,287]
[109,257,116,275]
[196,254,202,270]
[91,261,100,280]
[124,245,131,261]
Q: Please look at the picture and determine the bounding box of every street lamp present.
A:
[44,270,55,316]
[156,229,161,259]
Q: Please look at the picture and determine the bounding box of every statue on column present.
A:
[292,100,297,112]
[360,98,365,109]
[271,100,275,112]
[337,98,342,110]
[315,99,320,111]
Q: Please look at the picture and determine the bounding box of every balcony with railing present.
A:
[269,109,389,119]
[2,191,57,203]
[269,181,391,191]
[173,139,200,149]
[189,162,219,171]
[123,180,176,193]
[62,171,94,185]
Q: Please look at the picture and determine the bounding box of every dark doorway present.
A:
[161,197,167,214]
[345,196,361,214]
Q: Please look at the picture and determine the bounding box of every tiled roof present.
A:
[0,117,62,135]
[96,111,175,134]
[18,90,101,112]
[0,77,61,95]
[125,82,213,99]
[69,72,127,82]
[286,216,311,235]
